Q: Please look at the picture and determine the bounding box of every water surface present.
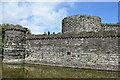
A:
[0,60,119,78]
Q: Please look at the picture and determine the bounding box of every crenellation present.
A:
[26,31,119,40]
[1,14,120,71]
[26,35,120,40]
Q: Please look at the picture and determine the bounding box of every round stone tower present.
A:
[2,24,27,63]
[62,14,102,33]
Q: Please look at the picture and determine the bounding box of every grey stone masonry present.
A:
[1,24,29,63]
[1,15,120,71]
[62,15,102,33]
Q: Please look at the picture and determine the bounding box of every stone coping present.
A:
[101,23,120,26]
[63,14,101,20]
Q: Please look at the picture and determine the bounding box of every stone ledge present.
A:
[2,59,24,64]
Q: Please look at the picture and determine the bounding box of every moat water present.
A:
[0,59,119,78]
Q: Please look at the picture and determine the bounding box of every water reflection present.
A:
[0,60,2,80]
[1,63,119,78]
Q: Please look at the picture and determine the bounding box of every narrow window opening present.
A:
[67,52,71,55]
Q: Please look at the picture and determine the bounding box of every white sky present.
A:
[0,0,119,34]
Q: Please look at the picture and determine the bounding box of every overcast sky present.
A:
[0,1,119,34]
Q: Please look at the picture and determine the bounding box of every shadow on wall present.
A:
[0,50,2,58]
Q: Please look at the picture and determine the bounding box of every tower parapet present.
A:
[62,14,101,33]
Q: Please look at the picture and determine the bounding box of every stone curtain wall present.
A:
[25,34,119,71]
[101,23,119,33]
[2,15,120,71]
[2,24,28,63]
[62,15,101,33]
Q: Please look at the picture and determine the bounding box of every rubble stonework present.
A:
[1,14,120,71]
[62,15,102,33]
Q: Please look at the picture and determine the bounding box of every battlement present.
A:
[27,31,119,40]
